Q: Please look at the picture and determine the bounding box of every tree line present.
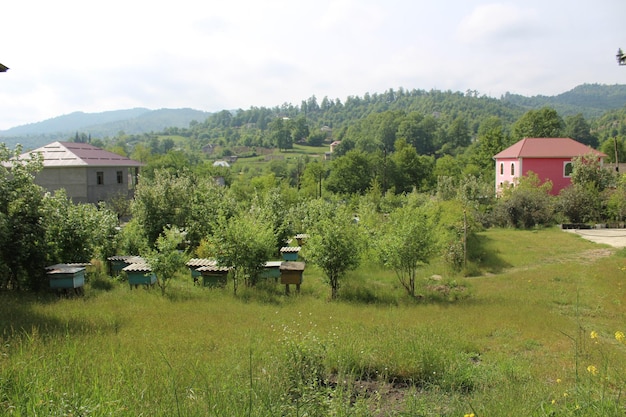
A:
[2,136,622,299]
[4,86,626,297]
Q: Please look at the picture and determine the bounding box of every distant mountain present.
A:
[0,108,212,149]
[501,83,626,118]
[2,84,626,151]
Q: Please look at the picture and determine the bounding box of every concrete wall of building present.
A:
[35,167,89,202]
[87,167,134,204]
[35,166,136,204]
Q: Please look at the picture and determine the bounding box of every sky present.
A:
[1,0,625,131]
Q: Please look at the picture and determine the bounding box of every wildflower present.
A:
[590,330,598,339]
[587,365,598,375]
[551,399,556,404]
[616,331,625,343]
[464,414,475,417]
[556,378,562,384]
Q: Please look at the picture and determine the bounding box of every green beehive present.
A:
[186,258,217,285]
[108,255,144,276]
[123,262,157,289]
[197,265,230,288]
[259,261,282,281]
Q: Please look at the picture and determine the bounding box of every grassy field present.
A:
[1,227,626,416]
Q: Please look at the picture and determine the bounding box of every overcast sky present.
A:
[1,0,625,130]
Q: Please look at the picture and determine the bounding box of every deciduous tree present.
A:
[43,190,118,264]
[511,108,564,141]
[145,226,187,296]
[204,212,276,294]
[0,145,47,290]
[304,208,362,300]
[375,204,437,297]
[325,150,373,195]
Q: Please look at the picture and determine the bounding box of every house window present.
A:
[500,163,504,175]
[510,163,515,176]
[564,161,573,177]
[117,170,124,184]
[97,171,104,185]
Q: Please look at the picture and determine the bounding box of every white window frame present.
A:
[563,161,573,177]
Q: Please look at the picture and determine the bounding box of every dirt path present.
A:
[485,247,616,277]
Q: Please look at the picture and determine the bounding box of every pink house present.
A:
[493,137,606,195]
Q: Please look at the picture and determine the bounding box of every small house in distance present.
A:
[15,141,143,204]
[493,137,606,196]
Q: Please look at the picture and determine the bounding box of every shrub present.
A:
[491,173,554,228]
[556,184,603,223]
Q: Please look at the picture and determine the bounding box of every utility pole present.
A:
[614,137,619,172]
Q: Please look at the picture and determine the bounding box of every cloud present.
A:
[457,3,541,45]
[1,0,625,130]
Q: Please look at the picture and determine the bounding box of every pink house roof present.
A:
[493,138,606,159]
[18,141,143,168]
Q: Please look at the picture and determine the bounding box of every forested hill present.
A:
[0,108,212,150]
[501,83,626,118]
[1,84,626,151]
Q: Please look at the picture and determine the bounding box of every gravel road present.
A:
[563,228,626,248]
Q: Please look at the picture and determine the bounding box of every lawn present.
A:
[1,227,625,416]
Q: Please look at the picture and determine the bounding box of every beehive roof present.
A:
[186,258,217,267]
[108,255,145,263]
[46,264,86,274]
[123,263,152,272]
[280,261,305,271]
[280,246,301,253]
[197,265,230,272]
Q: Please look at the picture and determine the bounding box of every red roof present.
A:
[493,138,606,159]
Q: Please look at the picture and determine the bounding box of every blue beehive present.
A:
[280,246,301,261]
[46,263,87,295]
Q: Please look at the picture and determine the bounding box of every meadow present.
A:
[1,227,626,416]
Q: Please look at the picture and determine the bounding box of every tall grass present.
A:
[1,227,625,416]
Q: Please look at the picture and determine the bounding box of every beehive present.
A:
[122,262,156,288]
